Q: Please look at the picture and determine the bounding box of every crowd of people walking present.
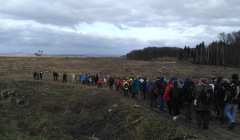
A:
[33,70,240,130]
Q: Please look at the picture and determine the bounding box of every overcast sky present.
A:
[0,0,239,55]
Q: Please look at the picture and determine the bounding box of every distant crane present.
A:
[34,50,43,56]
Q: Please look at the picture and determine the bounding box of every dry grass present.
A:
[1,56,239,140]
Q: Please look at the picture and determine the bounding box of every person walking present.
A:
[224,74,240,129]
[141,78,147,99]
[82,74,86,84]
[194,78,214,130]
[146,80,152,99]
[63,73,67,83]
[109,76,114,90]
[33,70,37,80]
[181,78,196,123]
[169,81,182,121]
[40,71,43,80]
[72,73,76,83]
[123,80,129,96]
[36,71,40,80]
[150,83,158,107]
[163,77,176,116]
[98,77,102,88]
[156,77,166,112]
[132,77,141,102]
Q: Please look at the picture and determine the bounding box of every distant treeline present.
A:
[126,30,240,67]
[126,47,180,61]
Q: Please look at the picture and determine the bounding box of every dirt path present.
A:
[101,83,240,140]
[128,94,240,140]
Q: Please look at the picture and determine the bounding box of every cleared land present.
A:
[0,56,240,140]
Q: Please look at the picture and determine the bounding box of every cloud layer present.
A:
[0,0,239,55]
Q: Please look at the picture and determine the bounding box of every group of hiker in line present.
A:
[33,70,43,80]
[33,70,240,130]
[96,74,239,130]
[70,73,103,88]
[112,74,240,130]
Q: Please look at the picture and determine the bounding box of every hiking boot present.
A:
[229,122,238,129]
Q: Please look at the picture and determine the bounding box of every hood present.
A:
[172,76,177,82]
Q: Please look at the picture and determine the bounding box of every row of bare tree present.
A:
[189,31,240,66]
[126,30,240,67]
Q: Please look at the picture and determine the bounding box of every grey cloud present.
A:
[0,23,143,55]
[0,0,238,28]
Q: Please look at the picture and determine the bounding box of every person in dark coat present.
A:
[169,81,182,121]
[156,77,166,112]
[194,78,214,130]
[146,80,152,99]
[150,83,157,107]
[214,77,224,120]
[40,71,43,80]
[63,73,67,83]
[95,73,99,85]
[141,78,147,99]
[109,76,114,90]
[33,70,37,80]
[53,71,58,81]
[181,78,196,123]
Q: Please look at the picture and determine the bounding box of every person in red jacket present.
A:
[98,77,102,88]
[163,77,177,115]
[36,71,40,80]
[119,78,123,93]
[114,77,117,91]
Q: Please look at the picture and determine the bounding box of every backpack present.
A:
[124,83,129,89]
[184,85,195,101]
[157,83,166,95]
[225,82,239,103]
[131,80,136,87]
[170,87,180,101]
[201,85,214,105]
[141,81,147,90]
